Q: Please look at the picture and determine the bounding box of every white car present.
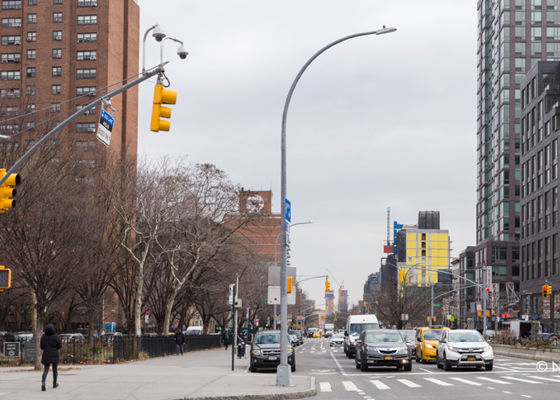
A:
[436,329,493,371]
[330,333,344,347]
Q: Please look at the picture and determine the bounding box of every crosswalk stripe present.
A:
[370,380,390,389]
[528,376,560,383]
[424,378,454,387]
[450,378,483,386]
[342,381,358,391]
[319,382,332,392]
[477,377,511,385]
[502,376,540,384]
[397,379,421,388]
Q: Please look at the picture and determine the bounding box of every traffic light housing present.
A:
[0,266,11,291]
[399,270,404,282]
[0,169,20,212]
[287,276,293,294]
[547,285,552,296]
[325,280,330,292]
[543,285,549,298]
[150,84,177,132]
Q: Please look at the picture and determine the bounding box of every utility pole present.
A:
[482,266,487,338]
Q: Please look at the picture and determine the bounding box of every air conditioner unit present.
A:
[78,39,84,43]
[54,37,62,41]
[14,41,20,45]
[88,128,96,133]
[14,59,20,63]
[91,56,96,60]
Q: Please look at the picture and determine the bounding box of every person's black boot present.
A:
[53,383,59,389]
[41,384,46,391]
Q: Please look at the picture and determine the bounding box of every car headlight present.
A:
[290,348,293,353]
[350,340,355,344]
[397,347,407,353]
[364,345,368,351]
[367,346,377,352]
[252,349,261,356]
[484,345,492,352]
[425,343,434,349]
[447,345,456,351]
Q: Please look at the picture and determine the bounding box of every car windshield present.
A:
[448,332,484,343]
[365,333,403,343]
[255,334,281,344]
[349,323,379,336]
[399,330,415,337]
[332,334,344,339]
[423,330,445,340]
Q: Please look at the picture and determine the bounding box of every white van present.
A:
[344,314,379,358]
[185,326,203,335]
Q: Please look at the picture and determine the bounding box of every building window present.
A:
[76,104,96,115]
[1,18,21,28]
[52,66,61,77]
[27,32,36,42]
[26,104,35,113]
[76,68,96,79]
[78,0,97,6]
[76,50,96,61]
[1,53,21,63]
[53,13,62,23]
[25,121,34,129]
[76,122,96,133]
[28,0,37,5]
[77,15,97,25]
[76,86,95,96]
[26,67,35,78]
[51,103,60,112]
[27,14,37,24]
[53,0,62,3]
[1,36,21,46]
[0,124,19,133]
[26,49,36,60]
[1,71,19,81]
[26,85,35,95]
[0,106,19,116]
[2,1,22,10]
[53,31,62,41]
[77,33,97,43]
[78,159,96,168]
[52,49,62,59]
[0,88,20,98]
[76,140,95,150]
[51,84,61,95]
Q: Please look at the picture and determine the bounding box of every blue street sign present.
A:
[285,198,291,222]
[104,322,116,330]
[97,109,115,147]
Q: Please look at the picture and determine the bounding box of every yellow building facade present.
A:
[400,228,450,286]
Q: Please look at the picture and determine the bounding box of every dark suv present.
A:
[249,330,296,372]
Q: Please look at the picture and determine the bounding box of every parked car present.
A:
[355,329,412,371]
[436,329,493,371]
[288,330,303,345]
[185,326,203,335]
[330,333,345,347]
[289,334,299,347]
[101,332,123,342]
[249,330,295,373]
[59,333,85,343]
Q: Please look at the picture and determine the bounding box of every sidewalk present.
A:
[0,347,316,400]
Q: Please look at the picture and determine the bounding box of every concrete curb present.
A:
[183,377,317,400]
[493,344,560,363]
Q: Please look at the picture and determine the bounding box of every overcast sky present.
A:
[137,0,478,308]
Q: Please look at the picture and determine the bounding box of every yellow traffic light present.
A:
[287,276,293,294]
[399,270,404,282]
[150,84,177,132]
[0,266,11,291]
[0,169,20,212]
[486,310,490,317]
[363,301,366,307]
[325,280,330,292]
[326,305,328,311]
[547,285,552,296]
[543,285,549,298]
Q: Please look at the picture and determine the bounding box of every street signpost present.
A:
[3,342,19,358]
[96,109,114,147]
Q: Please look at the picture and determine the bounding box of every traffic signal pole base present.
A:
[276,365,293,387]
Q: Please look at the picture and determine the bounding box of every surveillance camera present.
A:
[177,45,188,60]
[152,25,166,42]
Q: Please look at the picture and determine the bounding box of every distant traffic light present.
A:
[325,280,330,292]
[547,285,552,296]
[287,276,293,294]
[0,169,20,212]
[543,285,549,298]
[399,271,404,282]
[0,266,11,291]
[150,84,177,132]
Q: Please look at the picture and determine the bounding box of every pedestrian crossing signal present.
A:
[0,266,11,291]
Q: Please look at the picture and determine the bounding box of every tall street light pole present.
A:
[277,26,397,387]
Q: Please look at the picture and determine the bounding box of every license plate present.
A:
[384,356,393,360]
[467,357,476,361]
[269,356,277,360]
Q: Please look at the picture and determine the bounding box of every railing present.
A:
[0,335,221,366]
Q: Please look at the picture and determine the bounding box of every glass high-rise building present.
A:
[475,0,560,321]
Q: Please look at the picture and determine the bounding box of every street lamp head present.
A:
[152,24,166,42]
[376,26,397,35]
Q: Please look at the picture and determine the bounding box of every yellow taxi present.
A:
[415,326,450,363]
[312,330,322,338]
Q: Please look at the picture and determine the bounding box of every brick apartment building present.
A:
[0,0,139,164]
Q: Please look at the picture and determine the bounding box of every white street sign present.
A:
[96,109,114,147]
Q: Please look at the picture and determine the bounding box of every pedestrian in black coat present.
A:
[40,324,62,391]
[174,330,186,355]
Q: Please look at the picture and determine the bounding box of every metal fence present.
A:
[0,335,221,366]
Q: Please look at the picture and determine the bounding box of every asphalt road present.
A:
[294,338,560,400]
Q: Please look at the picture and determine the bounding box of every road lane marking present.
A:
[419,368,433,374]
[370,380,390,389]
[503,391,512,394]
[501,376,539,384]
[477,377,511,385]
[342,381,358,391]
[521,396,532,398]
[397,379,421,388]
[450,378,482,386]
[319,382,332,392]
[529,376,560,382]
[424,378,453,386]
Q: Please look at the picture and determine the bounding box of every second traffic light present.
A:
[150,84,177,132]
[0,266,11,291]
[287,276,293,294]
[0,169,21,212]
[325,280,330,292]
